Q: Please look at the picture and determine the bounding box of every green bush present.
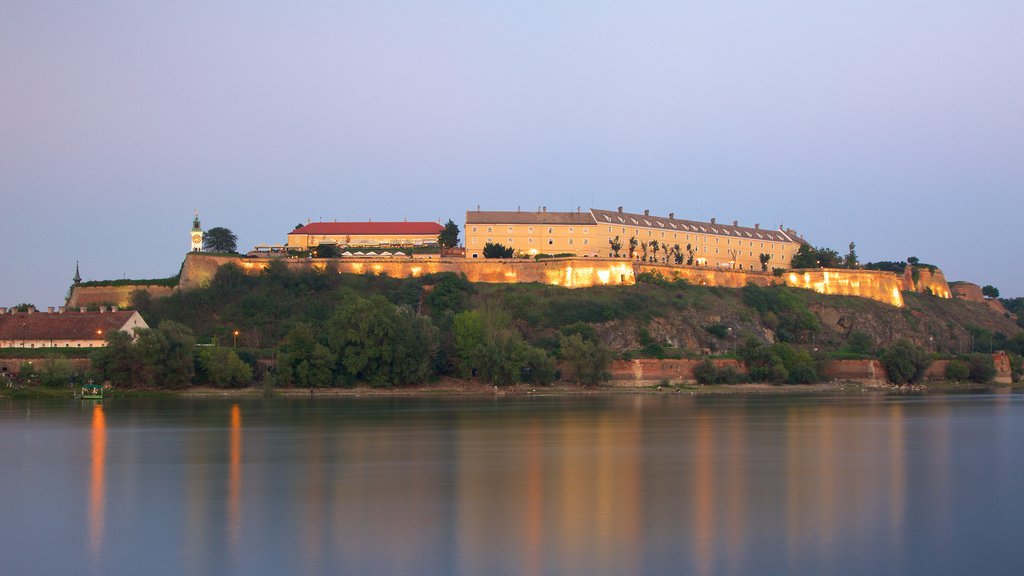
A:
[967,354,996,384]
[693,360,744,384]
[944,360,970,381]
[880,339,932,384]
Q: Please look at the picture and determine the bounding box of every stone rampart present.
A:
[607,358,746,386]
[86,254,922,309]
[67,285,176,309]
[782,269,905,307]
[903,266,952,298]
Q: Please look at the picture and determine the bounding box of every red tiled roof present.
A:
[290,222,443,236]
[0,311,141,341]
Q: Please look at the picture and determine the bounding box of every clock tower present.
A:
[191,211,203,252]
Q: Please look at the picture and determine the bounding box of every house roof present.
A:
[290,222,443,236]
[466,211,596,225]
[589,208,796,243]
[0,311,142,341]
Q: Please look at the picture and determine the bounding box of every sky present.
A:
[2,0,1022,305]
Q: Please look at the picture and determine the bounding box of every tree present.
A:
[203,227,238,253]
[438,219,460,248]
[791,244,818,268]
[327,295,437,386]
[880,339,932,384]
[313,243,340,258]
[672,244,683,265]
[199,347,253,388]
[847,331,874,356]
[609,235,623,257]
[483,242,514,258]
[967,354,996,383]
[844,242,859,269]
[559,333,611,386]
[982,285,1000,299]
[628,237,638,259]
[816,247,841,268]
[276,323,334,387]
[759,253,772,272]
[907,256,920,265]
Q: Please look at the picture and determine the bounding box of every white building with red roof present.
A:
[286,221,444,251]
[0,307,149,349]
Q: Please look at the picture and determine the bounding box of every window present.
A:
[508,226,513,232]
[548,239,553,245]
[583,228,588,234]
[471,226,477,233]
[529,238,534,244]
[568,227,574,233]
[508,238,513,244]
[486,237,492,243]
[583,238,589,245]
[487,226,492,233]
[529,227,534,233]
[568,238,574,245]
[548,227,553,233]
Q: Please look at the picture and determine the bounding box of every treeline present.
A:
[121,264,614,388]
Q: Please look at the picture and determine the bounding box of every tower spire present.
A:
[73,260,81,284]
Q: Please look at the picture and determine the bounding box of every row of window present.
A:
[468,226,792,253]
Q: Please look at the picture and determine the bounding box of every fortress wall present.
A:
[783,269,906,307]
[607,358,747,386]
[820,359,890,385]
[161,255,915,308]
[635,264,774,287]
[903,266,952,298]
[67,285,175,308]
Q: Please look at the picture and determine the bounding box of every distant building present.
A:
[0,307,149,349]
[191,211,203,252]
[466,206,805,271]
[287,221,444,251]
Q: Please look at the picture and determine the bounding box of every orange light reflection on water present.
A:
[88,404,106,561]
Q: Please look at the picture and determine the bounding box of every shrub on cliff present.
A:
[880,339,932,384]
[693,360,743,385]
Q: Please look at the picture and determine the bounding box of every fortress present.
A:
[66,207,958,310]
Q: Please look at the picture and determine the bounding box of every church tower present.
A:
[191,211,203,252]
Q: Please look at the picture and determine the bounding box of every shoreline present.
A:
[3,378,1017,400]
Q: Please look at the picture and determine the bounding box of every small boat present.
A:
[80,380,103,400]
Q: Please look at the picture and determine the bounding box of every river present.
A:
[1,392,1022,576]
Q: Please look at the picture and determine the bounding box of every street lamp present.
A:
[233,330,239,348]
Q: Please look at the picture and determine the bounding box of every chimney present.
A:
[111,306,119,312]
[669,213,674,220]
[754,223,760,229]
[0,308,6,315]
[617,206,623,213]
[710,218,716,224]
[542,206,547,212]
[58,306,65,313]
[80,307,87,313]
[99,306,107,313]
[27,306,36,314]
[47,307,55,314]
[733,220,738,227]
[644,209,650,216]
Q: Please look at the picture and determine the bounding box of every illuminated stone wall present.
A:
[67,285,176,308]
[636,264,774,288]
[112,254,920,309]
[902,266,952,298]
[782,269,906,307]
[607,358,747,386]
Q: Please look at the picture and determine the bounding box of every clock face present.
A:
[192,234,202,243]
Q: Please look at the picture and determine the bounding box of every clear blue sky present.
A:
[2,0,1021,305]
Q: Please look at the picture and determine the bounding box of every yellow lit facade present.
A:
[466,207,804,271]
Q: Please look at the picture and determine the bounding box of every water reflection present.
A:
[88,403,105,562]
[4,394,1021,576]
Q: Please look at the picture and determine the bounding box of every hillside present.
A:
[136,263,1022,359]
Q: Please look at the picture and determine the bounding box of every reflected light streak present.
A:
[228,404,242,554]
[88,404,106,561]
[693,411,715,576]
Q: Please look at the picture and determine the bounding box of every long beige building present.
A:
[466,207,805,271]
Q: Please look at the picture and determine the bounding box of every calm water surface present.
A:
[2,392,1023,576]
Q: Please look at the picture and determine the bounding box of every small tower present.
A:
[191,210,203,252]
[73,261,82,285]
